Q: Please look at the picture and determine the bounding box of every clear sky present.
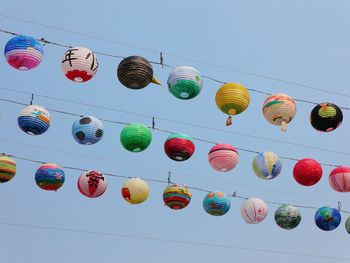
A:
[0,0,350,262]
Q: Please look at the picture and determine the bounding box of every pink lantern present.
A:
[77,170,107,198]
[329,166,350,192]
[208,144,239,172]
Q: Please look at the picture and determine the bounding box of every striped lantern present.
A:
[164,133,195,161]
[120,123,152,152]
[17,105,51,135]
[163,184,192,210]
[167,66,203,99]
[274,204,301,230]
[4,35,44,70]
[121,178,149,204]
[0,155,16,183]
[241,197,268,224]
[262,93,296,131]
[314,207,341,231]
[215,83,250,126]
[61,47,98,82]
[293,158,323,186]
[117,55,161,89]
[345,216,350,234]
[208,144,239,172]
[35,163,65,191]
[310,102,343,132]
[77,170,107,198]
[203,191,231,216]
[329,166,350,192]
[72,116,104,145]
[252,151,282,180]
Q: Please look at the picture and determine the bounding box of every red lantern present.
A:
[293,158,322,186]
[164,133,195,161]
[329,166,350,192]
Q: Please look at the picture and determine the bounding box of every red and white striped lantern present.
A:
[329,166,350,192]
[208,144,239,172]
[77,170,107,198]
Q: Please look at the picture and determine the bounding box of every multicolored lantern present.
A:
[274,204,301,230]
[72,116,104,145]
[252,151,282,180]
[167,66,202,99]
[345,216,350,234]
[208,144,239,172]
[4,35,44,70]
[203,191,231,216]
[164,133,195,161]
[241,197,268,224]
[61,47,98,82]
[120,123,152,152]
[0,155,16,183]
[329,166,350,192]
[163,184,192,210]
[314,207,341,231]
[310,102,343,132]
[121,178,149,204]
[18,105,51,135]
[35,163,65,191]
[77,170,107,198]
[293,158,322,186]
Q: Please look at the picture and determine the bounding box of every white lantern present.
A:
[241,197,268,224]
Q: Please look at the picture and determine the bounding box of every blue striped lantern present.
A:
[252,151,282,180]
[17,105,51,135]
[72,116,104,145]
[203,191,231,216]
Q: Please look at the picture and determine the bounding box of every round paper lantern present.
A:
[345,216,350,234]
[35,163,65,191]
[18,105,51,135]
[262,93,296,131]
[117,55,161,89]
[203,191,231,216]
[163,184,192,210]
[77,170,107,198]
[0,155,16,183]
[329,166,350,192]
[167,66,202,99]
[241,197,268,224]
[252,151,282,180]
[4,35,44,70]
[120,123,152,152]
[61,47,98,82]
[208,144,239,172]
[164,133,195,161]
[121,178,149,204]
[72,116,104,145]
[310,102,343,132]
[314,206,341,231]
[274,204,301,230]
[293,158,322,186]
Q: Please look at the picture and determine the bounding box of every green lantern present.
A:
[120,123,152,152]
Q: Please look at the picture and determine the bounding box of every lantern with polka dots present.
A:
[121,178,149,204]
[35,163,65,191]
[208,144,239,172]
[72,116,104,145]
[329,166,350,192]
[293,158,323,186]
[241,197,268,224]
[18,105,51,135]
[203,191,231,216]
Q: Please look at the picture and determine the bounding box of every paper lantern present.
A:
[274,204,301,230]
[18,105,51,135]
[164,133,195,161]
[121,178,149,204]
[35,163,65,191]
[77,170,107,198]
[163,184,192,210]
[262,93,296,131]
[117,55,161,89]
[345,216,350,234]
[208,144,239,172]
[329,166,350,192]
[310,102,343,132]
[167,66,202,99]
[252,151,282,180]
[0,155,16,183]
[293,158,322,186]
[314,207,341,231]
[203,191,231,216]
[120,123,152,152]
[4,35,44,70]
[241,197,268,224]
[72,116,104,145]
[61,47,98,82]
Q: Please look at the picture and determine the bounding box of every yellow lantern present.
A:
[121,178,149,204]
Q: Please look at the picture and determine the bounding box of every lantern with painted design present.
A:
[35,163,65,191]
[252,151,282,180]
[329,166,350,192]
[18,105,51,135]
[241,197,268,224]
[77,170,107,198]
[72,116,104,145]
[203,191,231,216]
[314,206,341,231]
[293,158,322,186]
[164,133,195,161]
[120,123,152,152]
[121,178,149,204]
[310,103,343,132]
[163,184,192,210]
[0,155,16,183]
[208,144,239,172]
[345,216,350,234]
[274,204,301,230]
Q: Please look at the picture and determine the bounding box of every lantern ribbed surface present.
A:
[77,170,107,198]
[17,105,51,135]
[164,133,195,161]
[208,144,239,172]
[35,163,65,191]
[163,184,192,210]
[72,116,104,145]
[274,204,301,230]
[4,35,44,70]
[120,123,152,152]
[167,66,203,99]
[121,178,149,204]
[0,155,16,183]
[203,191,231,216]
[329,166,350,192]
[241,197,268,224]
[345,216,350,234]
[310,102,343,132]
[252,151,282,180]
[293,158,322,186]
[314,207,341,231]
[61,47,98,82]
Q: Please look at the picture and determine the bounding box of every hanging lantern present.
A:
[274,204,301,230]
[18,105,51,135]
[61,47,98,82]
[215,83,250,126]
[252,151,282,180]
[208,144,239,172]
[202,191,231,216]
[262,93,296,131]
[293,158,322,186]
[121,178,149,204]
[35,163,65,191]
[72,116,104,145]
[120,123,152,152]
[164,133,195,161]
[77,170,107,198]
[345,216,350,234]
[4,35,44,70]
[329,166,350,192]
[314,206,341,231]
[167,66,203,100]
[163,184,192,210]
[241,197,268,224]
[0,155,16,183]
[310,102,343,132]
[117,55,161,89]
